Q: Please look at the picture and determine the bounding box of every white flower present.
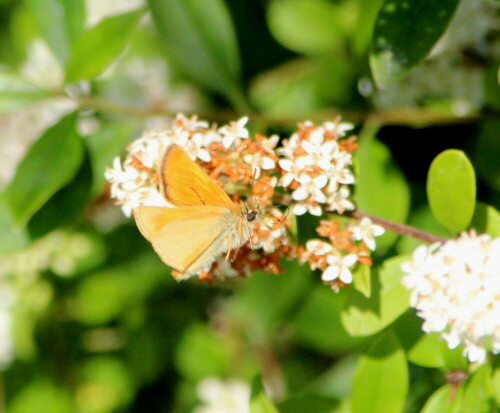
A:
[322,252,358,283]
[300,135,339,171]
[348,217,385,250]
[325,154,355,192]
[218,117,249,149]
[402,231,500,363]
[194,377,250,413]
[292,174,328,203]
[325,185,355,213]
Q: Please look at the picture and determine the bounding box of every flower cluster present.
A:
[105,114,365,282]
[402,231,500,363]
[300,217,384,291]
[278,119,356,216]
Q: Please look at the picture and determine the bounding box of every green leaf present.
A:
[250,56,352,117]
[341,255,410,336]
[427,149,476,234]
[72,254,163,325]
[27,154,92,239]
[474,119,500,191]
[292,287,366,354]
[65,8,145,82]
[351,330,408,413]
[355,126,410,251]
[10,380,74,413]
[147,0,245,109]
[27,0,86,64]
[250,376,279,413]
[4,112,83,227]
[471,202,500,238]
[0,194,28,253]
[267,0,342,55]
[352,264,371,298]
[460,365,494,413]
[421,384,463,413]
[175,324,233,380]
[0,71,52,113]
[493,368,500,405]
[278,394,339,413]
[78,357,135,411]
[370,0,460,87]
[407,333,453,368]
[85,121,138,198]
[226,260,312,335]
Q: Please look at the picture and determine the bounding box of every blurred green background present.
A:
[0,0,498,412]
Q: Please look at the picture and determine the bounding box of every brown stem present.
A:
[345,210,447,244]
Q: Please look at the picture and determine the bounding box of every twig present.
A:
[345,210,447,244]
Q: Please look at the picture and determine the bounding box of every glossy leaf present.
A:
[341,255,410,336]
[461,365,494,413]
[370,0,460,87]
[352,264,371,298]
[351,330,408,413]
[471,202,500,237]
[421,384,463,413]
[427,150,476,233]
[474,119,500,191]
[0,194,28,253]
[65,8,145,82]
[407,333,457,369]
[27,155,92,239]
[78,357,135,412]
[226,260,312,335]
[250,56,352,117]
[175,324,232,380]
[9,380,74,413]
[147,0,245,108]
[278,394,339,413]
[250,376,279,413]
[0,71,52,113]
[267,0,342,55]
[355,126,410,251]
[292,287,366,354]
[27,0,86,63]
[4,112,83,227]
[493,368,500,405]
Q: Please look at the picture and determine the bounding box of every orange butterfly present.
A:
[133,144,261,280]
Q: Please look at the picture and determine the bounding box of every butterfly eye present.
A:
[246,210,257,222]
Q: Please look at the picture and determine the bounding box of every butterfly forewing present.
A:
[152,210,230,276]
[133,206,226,242]
[161,145,235,209]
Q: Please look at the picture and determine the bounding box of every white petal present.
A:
[313,174,328,189]
[261,157,275,169]
[197,148,211,162]
[292,187,309,201]
[280,173,294,187]
[322,265,339,281]
[342,254,358,267]
[339,267,353,284]
[278,159,293,171]
[309,204,322,216]
[293,204,307,215]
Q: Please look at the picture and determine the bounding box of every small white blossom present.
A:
[194,377,250,413]
[218,117,249,148]
[402,231,500,363]
[322,252,358,283]
[348,217,385,250]
[325,185,355,214]
[292,174,328,203]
